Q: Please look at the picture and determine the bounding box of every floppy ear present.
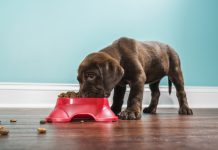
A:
[98,59,124,93]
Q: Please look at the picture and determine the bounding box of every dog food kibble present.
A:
[10,119,17,123]
[0,126,9,136]
[40,120,46,124]
[37,128,46,134]
[0,129,9,136]
[58,91,79,98]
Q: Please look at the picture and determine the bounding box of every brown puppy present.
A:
[77,37,193,120]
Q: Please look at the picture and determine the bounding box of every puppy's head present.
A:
[77,52,124,98]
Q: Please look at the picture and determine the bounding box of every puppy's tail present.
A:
[168,78,172,95]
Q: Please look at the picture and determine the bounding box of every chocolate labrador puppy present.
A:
[77,37,193,120]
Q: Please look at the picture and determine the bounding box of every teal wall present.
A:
[0,0,218,86]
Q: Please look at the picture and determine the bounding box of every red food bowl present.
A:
[46,97,118,122]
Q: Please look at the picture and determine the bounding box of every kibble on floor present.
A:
[37,128,46,134]
[10,119,17,123]
[0,126,9,136]
[40,120,46,124]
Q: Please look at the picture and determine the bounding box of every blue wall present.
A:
[0,0,218,86]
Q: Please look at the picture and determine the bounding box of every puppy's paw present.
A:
[119,109,141,120]
[179,105,193,115]
[111,106,121,116]
[143,106,157,114]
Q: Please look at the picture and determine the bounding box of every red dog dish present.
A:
[46,97,118,122]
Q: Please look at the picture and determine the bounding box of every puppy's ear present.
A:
[98,59,124,92]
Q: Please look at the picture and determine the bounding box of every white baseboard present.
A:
[0,82,218,108]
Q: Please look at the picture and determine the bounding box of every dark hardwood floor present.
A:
[0,108,218,150]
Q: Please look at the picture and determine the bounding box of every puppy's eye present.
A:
[85,73,96,80]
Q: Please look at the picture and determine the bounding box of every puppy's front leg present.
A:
[111,85,126,115]
[119,75,145,120]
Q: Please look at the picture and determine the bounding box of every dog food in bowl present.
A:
[58,91,79,98]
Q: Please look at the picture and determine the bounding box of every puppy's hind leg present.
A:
[169,67,193,115]
[111,85,126,115]
[143,81,160,114]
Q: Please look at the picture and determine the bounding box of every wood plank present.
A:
[0,108,218,150]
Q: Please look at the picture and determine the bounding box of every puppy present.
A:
[77,37,193,120]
